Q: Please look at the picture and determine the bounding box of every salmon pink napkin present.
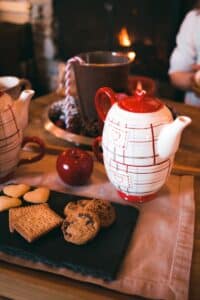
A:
[0,154,195,300]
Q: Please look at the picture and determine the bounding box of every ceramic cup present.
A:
[0,76,31,99]
[72,51,134,121]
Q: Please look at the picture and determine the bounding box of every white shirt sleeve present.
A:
[168,10,197,73]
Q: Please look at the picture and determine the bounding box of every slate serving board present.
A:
[0,190,139,281]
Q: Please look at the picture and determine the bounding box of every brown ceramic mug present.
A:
[73,51,134,122]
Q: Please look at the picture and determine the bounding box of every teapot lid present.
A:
[118,87,163,113]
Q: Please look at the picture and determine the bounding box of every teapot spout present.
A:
[16,90,35,130]
[19,90,35,102]
[157,116,191,159]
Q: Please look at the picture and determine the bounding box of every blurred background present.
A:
[0,0,196,99]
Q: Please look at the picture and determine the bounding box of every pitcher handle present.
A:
[93,136,103,162]
[95,87,117,122]
[18,136,45,166]
[19,78,32,90]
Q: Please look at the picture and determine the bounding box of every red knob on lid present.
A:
[118,88,163,113]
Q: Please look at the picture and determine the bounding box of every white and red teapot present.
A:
[93,87,191,203]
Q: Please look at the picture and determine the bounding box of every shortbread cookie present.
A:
[0,196,22,212]
[13,204,63,242]
[62,211,100,245]
[3,184,30,198]
[9,204,46,233]
[63,199,90,217]
[84,199,116,228]
[23,187,50,204]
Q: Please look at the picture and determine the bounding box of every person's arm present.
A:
[191,64,200,96]
[168,11,197,91]
[169,63,200,91]
[169,71,193,91]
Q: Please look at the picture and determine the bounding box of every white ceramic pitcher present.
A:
[93,87,191,203]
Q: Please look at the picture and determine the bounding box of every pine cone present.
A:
[67,113,82,134]
[81,120,99,137]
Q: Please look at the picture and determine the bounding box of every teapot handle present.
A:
[95,87,117,122]
[19,78,32,90]
[93,136,103,162]
[18,136,45,166]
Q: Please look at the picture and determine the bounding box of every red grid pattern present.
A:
[103,117,172,195]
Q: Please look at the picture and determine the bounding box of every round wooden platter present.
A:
[44,104,94,147]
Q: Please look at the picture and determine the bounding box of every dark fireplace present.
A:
[53,0,195,81]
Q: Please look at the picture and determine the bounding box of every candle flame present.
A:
[128,51,136,61]
[136,81,143,91]
[118,27,132,47]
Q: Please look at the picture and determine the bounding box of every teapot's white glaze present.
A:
[94,87,191,202]
[0,90,34,181]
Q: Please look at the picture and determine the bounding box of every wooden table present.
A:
[0,93,199,300]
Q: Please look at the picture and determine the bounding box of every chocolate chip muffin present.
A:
[84,199,116,228]
[62,211,100,245]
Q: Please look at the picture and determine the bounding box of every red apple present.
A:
[56,148,94,185]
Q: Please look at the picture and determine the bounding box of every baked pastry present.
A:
[84,199,116,228]
[64,199,116,228]
[63,199,90,217]
[0,196,21,212]
[9,204,46,233]
[63,201,79,217]
[62,211,100,245]
[23,187,50,204]
[13,204,63,243]
[3,184,30,198]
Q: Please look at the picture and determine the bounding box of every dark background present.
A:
[54,0,196,80]
[0,0,196,99]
